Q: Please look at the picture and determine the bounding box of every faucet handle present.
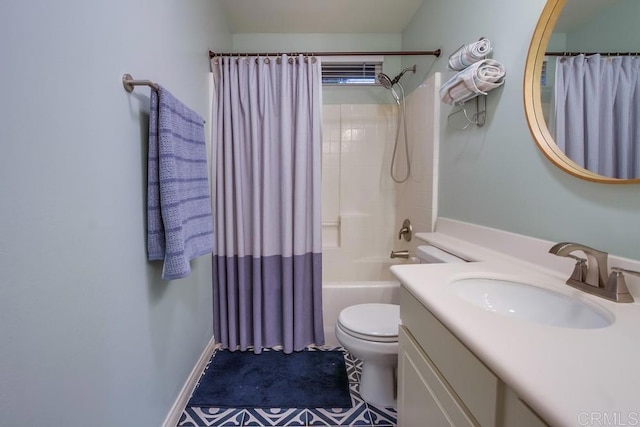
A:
[398,219,413,242]
[605,267,636,303]
[565,254,587,263]
[611,266,640,277]
[568,256,588,283]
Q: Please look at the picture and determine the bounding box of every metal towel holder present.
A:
[447,95,487,129]
[122,74,159,92]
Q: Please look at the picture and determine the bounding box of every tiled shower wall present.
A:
[321,73,441,281]
[322,104,398,281]
[394,73,441,256]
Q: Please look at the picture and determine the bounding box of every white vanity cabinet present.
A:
[398,287,548,427]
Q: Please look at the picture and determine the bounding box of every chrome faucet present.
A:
[549,242,634,303]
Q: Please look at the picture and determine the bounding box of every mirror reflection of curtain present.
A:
[211,55,324,354]
[553,54,640,179]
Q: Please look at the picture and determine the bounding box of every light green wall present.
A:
[550,0,638,54]
[566,0,640,52]
[541,0,638,107]
[232,33,402,104]
[401,0,640,260]
[540,34,566,103]
[0,1,231,425]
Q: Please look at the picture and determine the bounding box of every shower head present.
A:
[377,73,394,89]
[378,66,416,104]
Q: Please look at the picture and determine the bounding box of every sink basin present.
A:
[450,278,613,329]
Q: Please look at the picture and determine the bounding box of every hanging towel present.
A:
[147,86,214,280]
[439,59,506,105]
[448,39,493,71]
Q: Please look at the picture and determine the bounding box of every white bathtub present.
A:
[322,280,400,347]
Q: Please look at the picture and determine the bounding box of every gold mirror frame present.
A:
[523,0,640,184]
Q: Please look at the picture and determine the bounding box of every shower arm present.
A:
[390,65,417,85]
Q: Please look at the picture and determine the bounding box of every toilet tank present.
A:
[416,245,466,264]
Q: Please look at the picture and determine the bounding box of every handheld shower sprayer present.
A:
[377,65,417,183]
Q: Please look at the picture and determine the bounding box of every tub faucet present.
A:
[390,250,410,259]
[549,242,634,303]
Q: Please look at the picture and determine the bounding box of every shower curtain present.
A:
[553,54,640,179]
[211,55,324,354]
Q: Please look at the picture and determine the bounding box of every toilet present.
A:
[335,245,465,407]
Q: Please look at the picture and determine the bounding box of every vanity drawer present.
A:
[398,326,478,426]
[400,287,499,427]
[501,386,548,427]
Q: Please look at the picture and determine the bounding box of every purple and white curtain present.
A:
[553,54,640,179]
[210,55,324,354]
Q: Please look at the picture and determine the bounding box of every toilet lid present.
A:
[338,303,400,342]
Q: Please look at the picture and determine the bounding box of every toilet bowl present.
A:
[336,303,400,407]
[335,245,466,408]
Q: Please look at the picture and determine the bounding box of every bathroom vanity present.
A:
[391,219,640,427]
[398,286,545,426]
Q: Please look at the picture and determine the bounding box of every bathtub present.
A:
[322,280,400,347]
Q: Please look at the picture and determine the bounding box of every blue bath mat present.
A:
[187,349,352,409]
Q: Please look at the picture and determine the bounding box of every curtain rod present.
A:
[209,49,441,58]
[545,51,640,57]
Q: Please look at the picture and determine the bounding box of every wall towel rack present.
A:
[447,95,486,129]
[122,74,159,92]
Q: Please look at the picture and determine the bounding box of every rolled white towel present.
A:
[439,59,506,105]
[448,39,493,71]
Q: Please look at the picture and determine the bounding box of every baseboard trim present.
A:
[163,336,218,427]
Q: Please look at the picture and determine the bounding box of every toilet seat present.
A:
[337,303,400,343]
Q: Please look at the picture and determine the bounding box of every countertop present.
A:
[391,234,640,427]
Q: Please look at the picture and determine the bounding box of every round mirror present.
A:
[524,0,640,183]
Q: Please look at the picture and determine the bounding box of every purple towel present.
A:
[147,87,213,280]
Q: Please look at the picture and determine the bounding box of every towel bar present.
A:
[122,74,159,92]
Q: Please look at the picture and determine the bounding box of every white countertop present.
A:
[391,234,640,427]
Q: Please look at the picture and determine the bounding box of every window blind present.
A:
[321,61,383,86]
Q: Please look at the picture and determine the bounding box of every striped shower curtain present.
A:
[210,55,324,354]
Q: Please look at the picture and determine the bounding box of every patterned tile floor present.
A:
[178,347,397,427]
